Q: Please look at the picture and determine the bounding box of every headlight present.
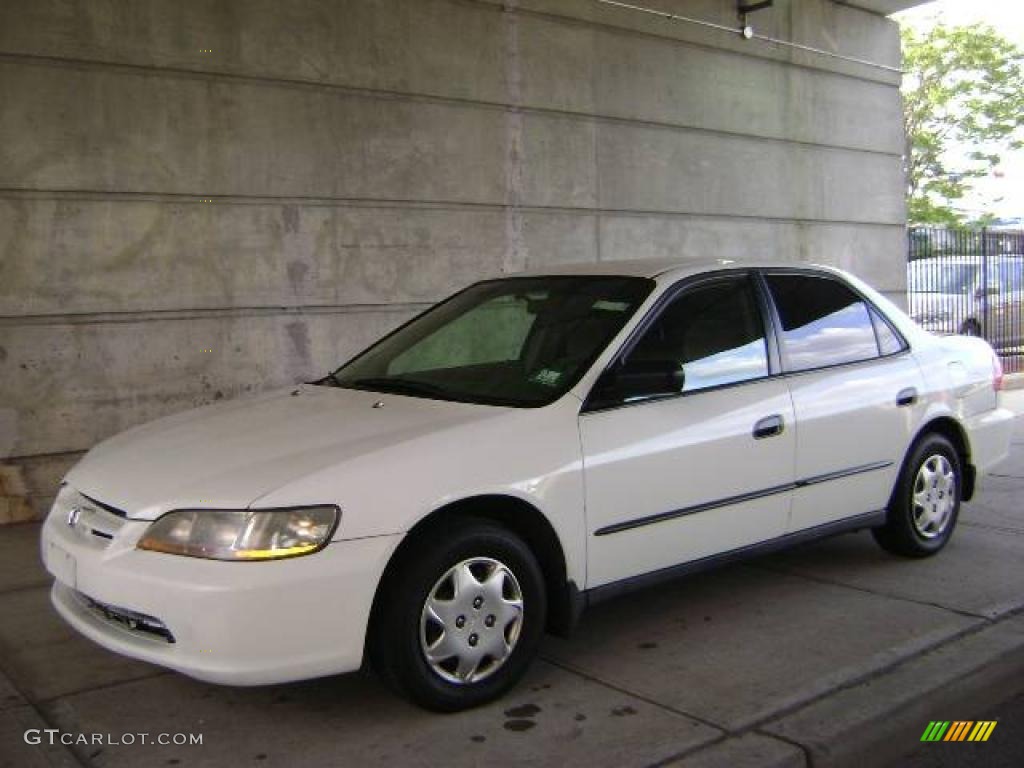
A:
[137,506,339,561]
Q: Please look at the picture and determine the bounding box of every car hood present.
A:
[65,385,510,519]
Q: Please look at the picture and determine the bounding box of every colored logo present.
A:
[920,721,997,742]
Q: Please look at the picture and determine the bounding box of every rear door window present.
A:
[766,274,881,372]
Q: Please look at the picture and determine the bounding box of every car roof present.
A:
[513,258,839,282]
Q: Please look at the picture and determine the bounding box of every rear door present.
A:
[579,272,796,588]
[762,271,927,532]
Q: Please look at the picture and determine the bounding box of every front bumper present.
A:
[41,488,400,685]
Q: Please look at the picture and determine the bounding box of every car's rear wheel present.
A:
[369,520,546,711]
[872,434,961,557]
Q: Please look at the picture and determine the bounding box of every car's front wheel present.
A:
[369,520,547,711]
[873,433,961,557]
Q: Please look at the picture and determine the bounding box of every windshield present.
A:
[908,261,979,294]
[324,276,653,407]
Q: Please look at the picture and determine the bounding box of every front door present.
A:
[580,273,796,589]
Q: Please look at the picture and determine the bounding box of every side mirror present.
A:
[589,359,684,409]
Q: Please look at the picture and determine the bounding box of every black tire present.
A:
[872,434,961,558]
[368,519,547,712]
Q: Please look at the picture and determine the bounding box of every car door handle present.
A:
[896,387,918,407]
[753,414,784,440]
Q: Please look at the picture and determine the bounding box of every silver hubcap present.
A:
[419,557,524,685]
[911,454,957,539]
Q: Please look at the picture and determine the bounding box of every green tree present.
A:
[901,23,1024,225]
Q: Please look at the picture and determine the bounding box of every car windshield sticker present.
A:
[530,369,563,387]
[592,300,630,312]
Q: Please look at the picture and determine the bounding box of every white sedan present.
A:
[41,260,1014,711]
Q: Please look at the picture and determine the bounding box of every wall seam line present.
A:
[0,189,908,228]
[0,52,903,159]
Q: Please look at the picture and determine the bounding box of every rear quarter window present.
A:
[871,309,906,356]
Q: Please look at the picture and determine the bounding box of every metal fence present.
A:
[906,227,1024,370]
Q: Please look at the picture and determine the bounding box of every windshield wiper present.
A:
[312,370,345,387]
[348,377,449,398]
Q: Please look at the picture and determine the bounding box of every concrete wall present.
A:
[0,0,907,521]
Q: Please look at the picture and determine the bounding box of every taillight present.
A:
[992,352,1004,392]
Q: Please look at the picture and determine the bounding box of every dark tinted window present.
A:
[627,276,769,393]
[767,274,879,372]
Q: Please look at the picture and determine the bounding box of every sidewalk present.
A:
[1,393,1022,768]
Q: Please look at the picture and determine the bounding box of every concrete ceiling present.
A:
[832,0,931,15]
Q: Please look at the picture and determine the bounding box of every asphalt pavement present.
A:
[1,390,1022,768]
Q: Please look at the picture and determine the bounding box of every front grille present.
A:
[74,591,176,644]
[63,492,126,546]
[80,493,128,518]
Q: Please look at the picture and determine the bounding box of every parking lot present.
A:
[2,389,1023,768]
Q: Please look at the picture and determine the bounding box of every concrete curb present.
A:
[665,732,805,768]
[668,611,1024,767]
